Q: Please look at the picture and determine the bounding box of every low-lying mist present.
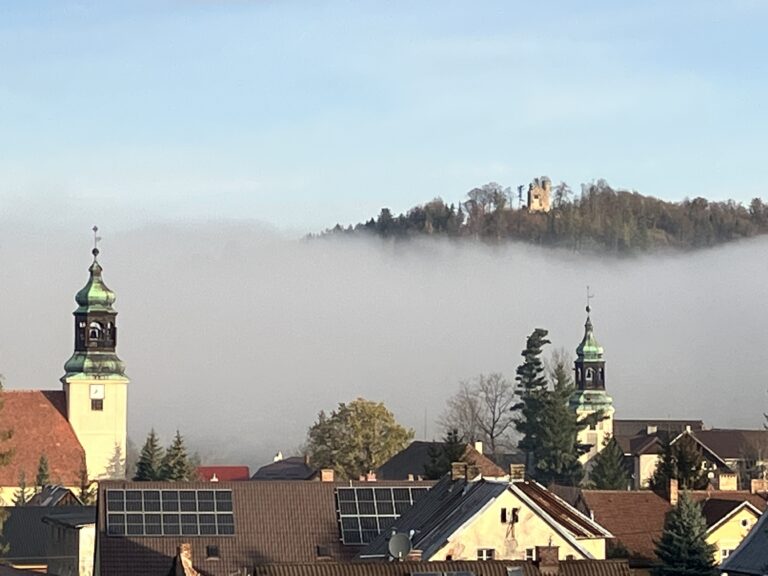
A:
[1,222,766,470]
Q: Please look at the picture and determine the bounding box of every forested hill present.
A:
[316,180,768,254]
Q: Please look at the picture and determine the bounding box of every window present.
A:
[525,548,535,561]
[89,321,103,340]
[477,548,495,561]
[586,368,594,381]
[91,398,103,411]
[722,549,734,561]
[501,508,507,523]
[741,518,750,528]
[206,545,220,560]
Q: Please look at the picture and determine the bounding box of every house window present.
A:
[91,399,104,411]
[525,548,535,561]
[477,548,495,561]
[721,549,734,561]
[206,545,220,559]
[741,518,750,528]
[501,508,507,523]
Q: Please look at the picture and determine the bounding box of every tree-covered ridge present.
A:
[318,180,768,253]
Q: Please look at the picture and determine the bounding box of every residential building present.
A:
[43,508,97,576]
[376,441,506,481]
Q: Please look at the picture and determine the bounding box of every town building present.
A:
[0,239,128,503]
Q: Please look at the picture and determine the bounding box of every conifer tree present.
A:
[134,429,164,481]
[35,454,50,491]
[654,492,716,576]
[77,458,96,505]
[12,471,31,506]
[650,434,709,491]
[424,429,466,479]
[590,437,630,490]
[160,430,195,481]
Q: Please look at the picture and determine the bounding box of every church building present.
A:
[569,304,614,468]
[0,238,128,504]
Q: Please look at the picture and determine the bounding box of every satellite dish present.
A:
[388,532,412,560]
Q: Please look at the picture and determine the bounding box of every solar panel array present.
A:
[105,489,235,536]
[336,486,429,545]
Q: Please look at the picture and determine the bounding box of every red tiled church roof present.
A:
[0,390,85,488]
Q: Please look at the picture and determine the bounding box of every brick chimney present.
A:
[474,441,483,454]
[668,478,679,506]
[320,469,335,482]
[535,546,560,576]
[451,462,468,481]
[751,478,768,494]
[366,471,377,482]
[509,464,525,481]
[717,472,738,491]
[466,465,481,481]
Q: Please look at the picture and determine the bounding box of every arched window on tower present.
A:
[586,368,594,381]
[576,367,582,381]
[89,321,103,343]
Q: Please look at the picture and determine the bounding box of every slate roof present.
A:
[1,505,90,566]
[689,429,768,461]
[359,477,609,561]
[197,466,250,482]
[720,503,768,575]
[252,457,317,480]
[0,390,85,488]
[575,489,767,563]
[42,507,96,529]
[251,559,632,576]
[96,479,433,576]
[376,441,506,481]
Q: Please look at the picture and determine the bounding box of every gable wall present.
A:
[707,507,761,565]
[429,489,606,561]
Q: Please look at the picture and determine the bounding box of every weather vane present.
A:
[586,285,594,313]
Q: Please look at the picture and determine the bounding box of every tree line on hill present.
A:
[316,180,768,253]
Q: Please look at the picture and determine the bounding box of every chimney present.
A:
[646,425,657,435]
[320,469,335,482]
[668,478,679,506]
[509,464,525,481]
[466,465,481,481]
[175,544,200,576]
[273,451,283,462]
[474,441,483,454]
[717,472,738,491]
[366,471,377,482]
[451,462,468,481]
[535,546,559,576]
[210,473,219,483]
[304,453,310,465]
[750,478,768,494]
[407,473,414,481]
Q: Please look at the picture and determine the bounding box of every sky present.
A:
[1,1,767,233]
[1,3,768,469]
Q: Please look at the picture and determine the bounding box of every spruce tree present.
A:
[160,430,195,481]
[650,434,709,491]
[654,492,716,576]
[590,437,630,490]
[424,429,466,479]
[78,458,95,505]
[134,429,164,481]
[12,471,31,506]
[35,454,50,491]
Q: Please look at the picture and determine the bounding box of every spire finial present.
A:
[586,285,594,315]
[92,225,101,259]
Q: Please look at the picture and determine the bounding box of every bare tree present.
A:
[439,373,516,455]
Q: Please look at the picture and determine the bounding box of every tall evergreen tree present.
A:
[515,332,585,485]
[424,429,466,480]
[590,437,630,490]
[654,492,716,576]
[160,430,195,481]
[35,454,50,491]
[134,429,164,481]
[650,434,709,491]
[12,471,31,506]
[77,457,95,505]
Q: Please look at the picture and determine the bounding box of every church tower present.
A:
[61,230,128,479]
[570,302,614,467]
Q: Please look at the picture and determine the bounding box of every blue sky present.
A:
[1,1,767,233]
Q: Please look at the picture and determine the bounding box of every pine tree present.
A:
[654,492,717,576]
[35,454,50,491]
[134,429,164,481]
[77,458,95,505]
[590,437,630,490]
[515,332,585,485]
[104,444,126,479]
[424,429,466,479]
[650,434,709,491]
[12,471,31,506]
[160,430,195,481]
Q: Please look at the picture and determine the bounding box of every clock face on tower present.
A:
[90,384,105,400]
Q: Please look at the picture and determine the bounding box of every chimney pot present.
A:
[321,469,335,482]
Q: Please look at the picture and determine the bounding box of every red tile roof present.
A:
[0,390,84,487]
[197,466,250,482]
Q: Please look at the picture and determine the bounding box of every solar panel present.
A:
[105,489,235,536]
[336,485,429,545]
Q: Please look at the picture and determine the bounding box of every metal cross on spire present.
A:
[92,225,102,258]
[586,285,595,314]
